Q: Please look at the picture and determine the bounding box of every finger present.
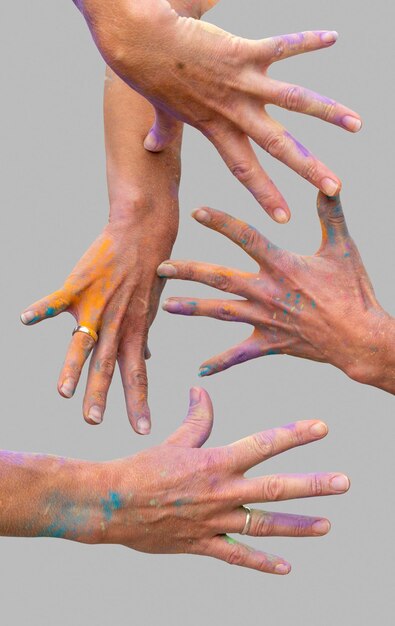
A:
[262,30,340,63]
[316,192,350,252]
[157,260,251,298]
[242,472,350,504]
[144,106,182,152]
[191,206,279,266]
[57,331,96,400]
[209,129,290,223]
[250,120,342,197]
[198,335,263,378]
[20,289,70,326]
[164,388,214,448]
[82,330,119,426]
[200,535,291,575]
[163,298,252,323]
[118,335,151,435]
[227,420,329,472]
[223,508,331,537]
[268,79,362,133]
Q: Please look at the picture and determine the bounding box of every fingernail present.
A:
[190,387,201,406]
[157,263,176,278]
[342,115,362,133]
[198,366,212,378]
[330,474,350,493]
[193,209,211,223]
[20,311,35,324]
[273,208,289,224]
[321,30,338,44]
[87,406,103,425]
[312,519,331,535]
[275,563,291,575]
[321,178,340,196]
[310,422,328,437]
[144,133,159,152]
[137,416,151,435]
[162,299,181,313]
[60,378,75,399]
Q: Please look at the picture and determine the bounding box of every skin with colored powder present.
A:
[159,193,395,394]
[74,0,361,222]
[20,0,218,435]
[0,388,350,575]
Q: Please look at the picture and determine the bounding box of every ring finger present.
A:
[222,508,331,537]
[57,329,98,400]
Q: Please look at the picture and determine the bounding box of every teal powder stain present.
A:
[101,491,123,521]
[286,293,291,299]
[199,365,213,377]
[266,348,281,356]
[41,522,68,538]
[173,498,192,507]
[344,252,351,258]
[327,225,336,245]
[45,307,56,317]
[94,360,101,372]
[311,300,316,309]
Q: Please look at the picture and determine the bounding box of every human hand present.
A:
[158,193,394,391]
[76,0,361,222]
[89,388,349,574]
[20,213,177,434]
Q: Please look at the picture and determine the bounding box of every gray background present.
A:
[1,0,394,624]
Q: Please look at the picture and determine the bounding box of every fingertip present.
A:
[136,416,151,435]
[189,386,202,407]
[274,562,292,575]
[157,262,177,278]
[273,207,290,224]
[192,208,212,224]
[20,311,37,325]
[198,365,214,378]
[58,378,76,399]
[312,518,331,536]
[342,115,363,133]
[309,421,328,438]
[144,132,163,153]
[85,405,103,426]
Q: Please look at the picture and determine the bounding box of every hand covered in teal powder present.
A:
[159,193,395,393]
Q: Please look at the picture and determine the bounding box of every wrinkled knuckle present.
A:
[230,161,256,185]
[252,432,275,459]
[99,358,115,378]
[310,474,324,497]
[239,225,260,250]
[212,272,231,292]
[254,514,275,537]
[263,475,284,502]
[271,36,285,58]
[226,546,245,567]
[215,303,234,321]
[128,368,148,390]
[79,334,95,351]
[326,204,346,225]
[320,102,336,122]
[263,133,287,159]
[280,86,304,112]
[300,158,319,183]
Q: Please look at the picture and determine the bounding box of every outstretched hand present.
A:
[100,388,349,573]
[159,193,392,389]
[21,217,176,434]
[77,0,361,222]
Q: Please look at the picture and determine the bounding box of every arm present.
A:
[0,389,349,574]
[21,1,215,434]
[73,0,361,222]
[158,193,395,395]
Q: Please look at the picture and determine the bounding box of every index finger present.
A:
[226,420,328,473]
[192,207,280,267]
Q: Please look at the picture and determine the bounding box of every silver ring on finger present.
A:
[240,505,252,535]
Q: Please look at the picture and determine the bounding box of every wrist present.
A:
[342,308,395,394]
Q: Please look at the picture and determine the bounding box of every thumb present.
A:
[164,388,214,448]
[317,192,350,252]
[144,107,182,152]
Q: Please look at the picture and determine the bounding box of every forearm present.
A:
[358,312,395,394]
[0,451,105,542]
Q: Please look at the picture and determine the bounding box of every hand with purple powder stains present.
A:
[159,193,395,394]
[0,389,350,574]
[73,0,361,222]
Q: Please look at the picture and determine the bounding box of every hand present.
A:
[76,0,361,222]
[158,193,394,391]
[89,388,349,574]
[21,214,177,433]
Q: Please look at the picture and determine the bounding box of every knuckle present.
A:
[279,86,304,112]
[79,334,95,352]
[300,158,319,183]
[320,101,336,122]
[225,546,245,567]
[262,475,285,502]
[128,367,148,390]
[97,358,115,379]
[252,432,275,459]
[215,303,235,321]
[230,161,256,185]
[254,513,275,537]
[271,36,285,58]
[310,474,324,497]
[238,225,260,250]
[212,271,231,292]
[263,133,287,159]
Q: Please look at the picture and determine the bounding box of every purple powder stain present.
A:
[284,131,310,157]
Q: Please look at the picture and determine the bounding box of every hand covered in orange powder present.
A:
[159,193,395,394]
[76,0,361,222]
[21,212,177,434]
